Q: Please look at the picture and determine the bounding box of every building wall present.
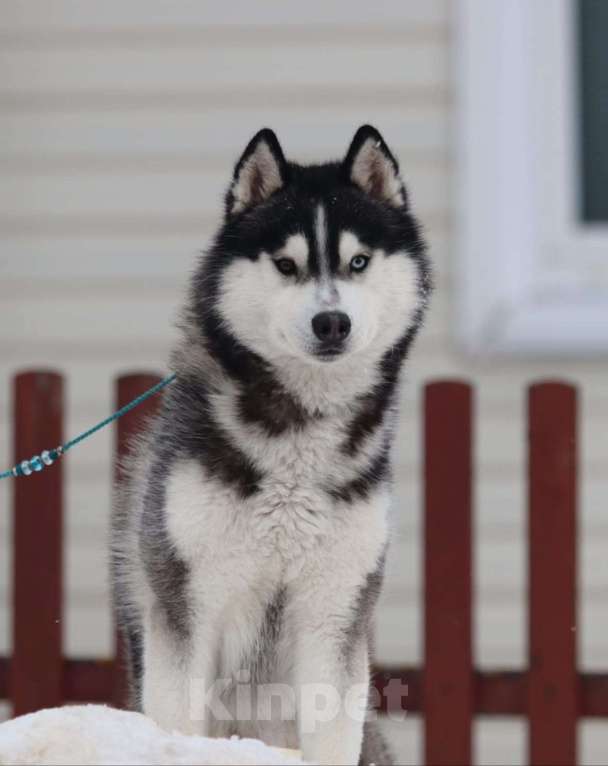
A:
[0,2,606,761]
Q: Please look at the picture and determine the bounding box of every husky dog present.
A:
[111,126,431,765]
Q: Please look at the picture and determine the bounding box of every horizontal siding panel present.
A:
[476,604,525,668]
[1,45,446,93]
[403,348,608,390]
[581,722,608,766]
[476,541,525,593]
[391,404,608,468]
[0,173,224,219]
[0,215,216,240]
[581,597,608,670]
[375,601,421,664]
[376,601,608,668]
[475,600,608,670]
[1,1,449,31]
[398,363,608,411]
[0,109,448,156]
[0,539,11,655]
[0,205,448,240]
[64,602,112,657]
[477,407,608,465]
[385,581,608,610]
[0,166,448,219]
[393,477,608,539]
[0,298,180,345]
[0,337,174,366]
[2,25,447,51]
[475,720,525,766]
[0,249,199,279]
[0,276,185,301]
[65,544,111,596]
[386,537,421,588]
[65,482,113,537]
[0,86,448,113]
[0,148,449,176]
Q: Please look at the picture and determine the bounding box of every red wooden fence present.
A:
[424,382,472,765]
[1,370,607,766]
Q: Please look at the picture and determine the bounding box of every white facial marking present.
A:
[316,281,339,307]
[314,203,339,306]
[338,231,367,271]
[273,233,309,271]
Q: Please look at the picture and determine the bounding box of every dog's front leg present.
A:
[294,624,369,765]
[142,603,217,737]
[142,603,198,734]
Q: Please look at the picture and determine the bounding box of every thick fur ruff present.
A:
[111,125,431,766]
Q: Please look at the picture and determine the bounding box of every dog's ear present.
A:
[226,128,287,216]
[342,125,406,207]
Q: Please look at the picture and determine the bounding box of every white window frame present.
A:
[456,0,608,355]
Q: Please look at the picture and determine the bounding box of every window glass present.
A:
[578,0,608,222]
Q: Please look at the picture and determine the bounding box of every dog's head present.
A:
[196,126,431,373]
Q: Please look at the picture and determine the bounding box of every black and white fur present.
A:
[111,126,431,765]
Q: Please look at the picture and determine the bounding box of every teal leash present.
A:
[0,373,176,480]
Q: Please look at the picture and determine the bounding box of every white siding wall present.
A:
[0,2,606,762]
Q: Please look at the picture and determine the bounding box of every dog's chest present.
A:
[165,418,359,565]
[243,421,349,553]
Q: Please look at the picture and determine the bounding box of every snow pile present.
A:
[0,704,307,765]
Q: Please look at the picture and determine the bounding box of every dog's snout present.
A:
[311,311,351,344]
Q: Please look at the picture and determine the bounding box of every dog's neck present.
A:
[171,316,394,423]
[270,353,384,416]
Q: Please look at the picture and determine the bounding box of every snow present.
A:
[0,704,308,765]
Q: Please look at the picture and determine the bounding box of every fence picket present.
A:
[423,381,473,765]
[528,382,578,765]
[11,372,64,716]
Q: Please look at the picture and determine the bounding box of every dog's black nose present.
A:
[311,311,351,344]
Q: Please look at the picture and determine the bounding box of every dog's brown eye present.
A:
[275,258,297,277]
[350,254,370,273]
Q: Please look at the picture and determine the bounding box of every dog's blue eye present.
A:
[275,258,297,277]
[350,254,370,273]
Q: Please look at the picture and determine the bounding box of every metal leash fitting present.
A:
[0,373,176,481]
